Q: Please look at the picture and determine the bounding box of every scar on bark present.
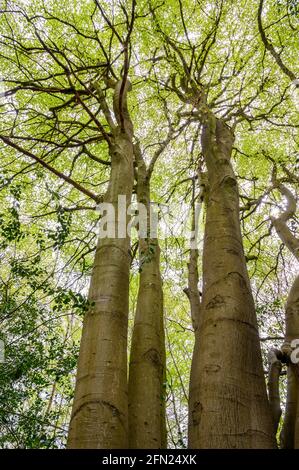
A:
[206,295,225,309]
[70,399,125,423]
[143,348,162,369]
[192,401,203,426]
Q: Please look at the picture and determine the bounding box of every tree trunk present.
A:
[128,147,166,448]
[280,275,299,448]
[188,112,276,448]
[270,183,299,448]
[267,349,282,434]
[184,178,202,446]
[67,82,134,449]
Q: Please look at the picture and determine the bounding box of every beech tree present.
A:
[128,140,167,449]
[267,167,299,448]
[0,0,298,450]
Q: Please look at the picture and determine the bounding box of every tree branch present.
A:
[0,136,101,202]
[258,0,297,83]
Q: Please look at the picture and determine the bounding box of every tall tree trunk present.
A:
[267,349,282,434]
[270,182,299,448]
[184,177,202,446]
[67,81,134,449]
[188,112,276,448]
[280,276,299,448]
[184,175,202,332]
[128,146,166,448]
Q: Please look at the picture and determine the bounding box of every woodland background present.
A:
[0,0,298,449]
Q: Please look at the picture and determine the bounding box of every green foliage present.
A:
[0,0,298,449]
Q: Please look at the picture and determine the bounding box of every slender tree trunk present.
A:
[128,147,166,448]
[188,112,276,448]
[184,177,202,446]
[267,349,282,434]
[184,176,202,332]
[280,364,298,448]
[280,276,299,448]
[270,182,299,448]
[67,82,134,449]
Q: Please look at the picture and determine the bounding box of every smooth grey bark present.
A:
[128,144,166,448]
[188,111,276,448]
[184,178,202,444]
[67,80,134,449]
[270,182,299,449]
[268,349,282,434]
[280,277,299,448]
